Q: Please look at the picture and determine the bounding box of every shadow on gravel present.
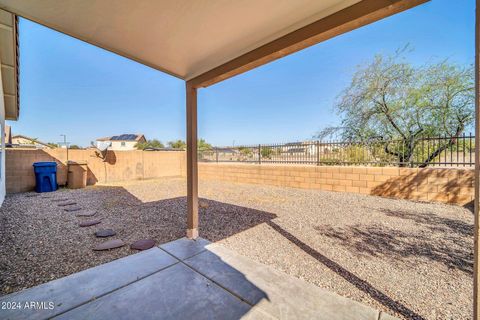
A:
[0,188,277,296]
[380,208,473,237]
[267,221,426,320]
[3,187,431,320]
[314,208,473,275]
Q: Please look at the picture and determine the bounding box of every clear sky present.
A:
[7,0,474,147]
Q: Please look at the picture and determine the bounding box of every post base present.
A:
[187,228,199,239]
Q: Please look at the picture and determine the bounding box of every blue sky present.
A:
[8,0,474,147]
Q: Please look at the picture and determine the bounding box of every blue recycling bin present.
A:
[33,162,58,193]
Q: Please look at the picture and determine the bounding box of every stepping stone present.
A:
[130,239,155,251]
[93,239,125,251]
[65,206,83,212]
[76,210,97,217]
[95,229,116,238]
[58,201,77,207]
[52,198,69,202]
[79,220,101,227]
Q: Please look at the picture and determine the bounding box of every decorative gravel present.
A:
[0,177,472,319]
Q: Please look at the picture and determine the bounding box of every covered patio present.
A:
[2,0,479,319]
[0,237,391,319]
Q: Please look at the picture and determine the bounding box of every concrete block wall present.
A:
[198,163,474,205]
[6,149,474,206]
[6,149,186,193]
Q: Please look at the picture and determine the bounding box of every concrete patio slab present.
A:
[56,263,269,320]
[0,248,177,320]
[0,237,398,320]
[159,236,210,260]
[185,243,383,320]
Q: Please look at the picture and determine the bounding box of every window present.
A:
[121,141,126,147]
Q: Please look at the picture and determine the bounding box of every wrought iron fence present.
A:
[198,133,475,167]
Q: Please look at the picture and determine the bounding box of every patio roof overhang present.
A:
[0,0,426,88]
[0,0,430,240]
[0,0,433,249]
[0,9,18,120]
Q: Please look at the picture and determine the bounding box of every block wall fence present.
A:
[198,163,474,206]
[6,149,186,193]
[6,149,474,205]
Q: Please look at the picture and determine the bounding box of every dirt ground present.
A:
[0,177,473,319]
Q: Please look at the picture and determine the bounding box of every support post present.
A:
[186,82,198,239]
[475,1,480,318]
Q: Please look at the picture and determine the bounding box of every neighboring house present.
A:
[96,134,146,151]
[11,135,52,149]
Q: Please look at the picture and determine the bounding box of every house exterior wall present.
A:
[11,137,50,149]
[0,66,5,205]
[106,141,138,151]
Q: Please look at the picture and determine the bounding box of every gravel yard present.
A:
[0,177,473,319]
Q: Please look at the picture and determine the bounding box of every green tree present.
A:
[47,142,59,148]
[69,144,82,149]
[168,139,186,149]
[135,139,165,150]
[261,147,273,159]
[198,138,212,151]
[319,49,474,167]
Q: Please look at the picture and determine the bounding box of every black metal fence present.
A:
[198,133,475,167]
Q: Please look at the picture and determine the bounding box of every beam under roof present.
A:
[0,9,18,120]
[188,0,429,88]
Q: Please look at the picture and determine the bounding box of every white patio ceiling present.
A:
[0,0,364,80]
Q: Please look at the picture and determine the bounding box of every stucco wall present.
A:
[199,163,474,205]
[6,149,186,193]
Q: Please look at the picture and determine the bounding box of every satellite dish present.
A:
[92,141,111,161]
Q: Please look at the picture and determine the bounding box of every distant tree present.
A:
[198,139,212,151]
[47,142,59,148]
[69,144,82,149]
[261,147,273,159]
[238,147,253,156]
[135,139,165,150]
[168,139,186,149]
[318,48,474,167]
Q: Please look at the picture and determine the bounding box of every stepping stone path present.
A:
[95,229,116,238]
[130,239,155,251]
[93,239,125,251]
[57,201,77,207]
[76,210,97,217]
[79,220,101,227]
[52,198,69,202]
[65,206,83,212]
